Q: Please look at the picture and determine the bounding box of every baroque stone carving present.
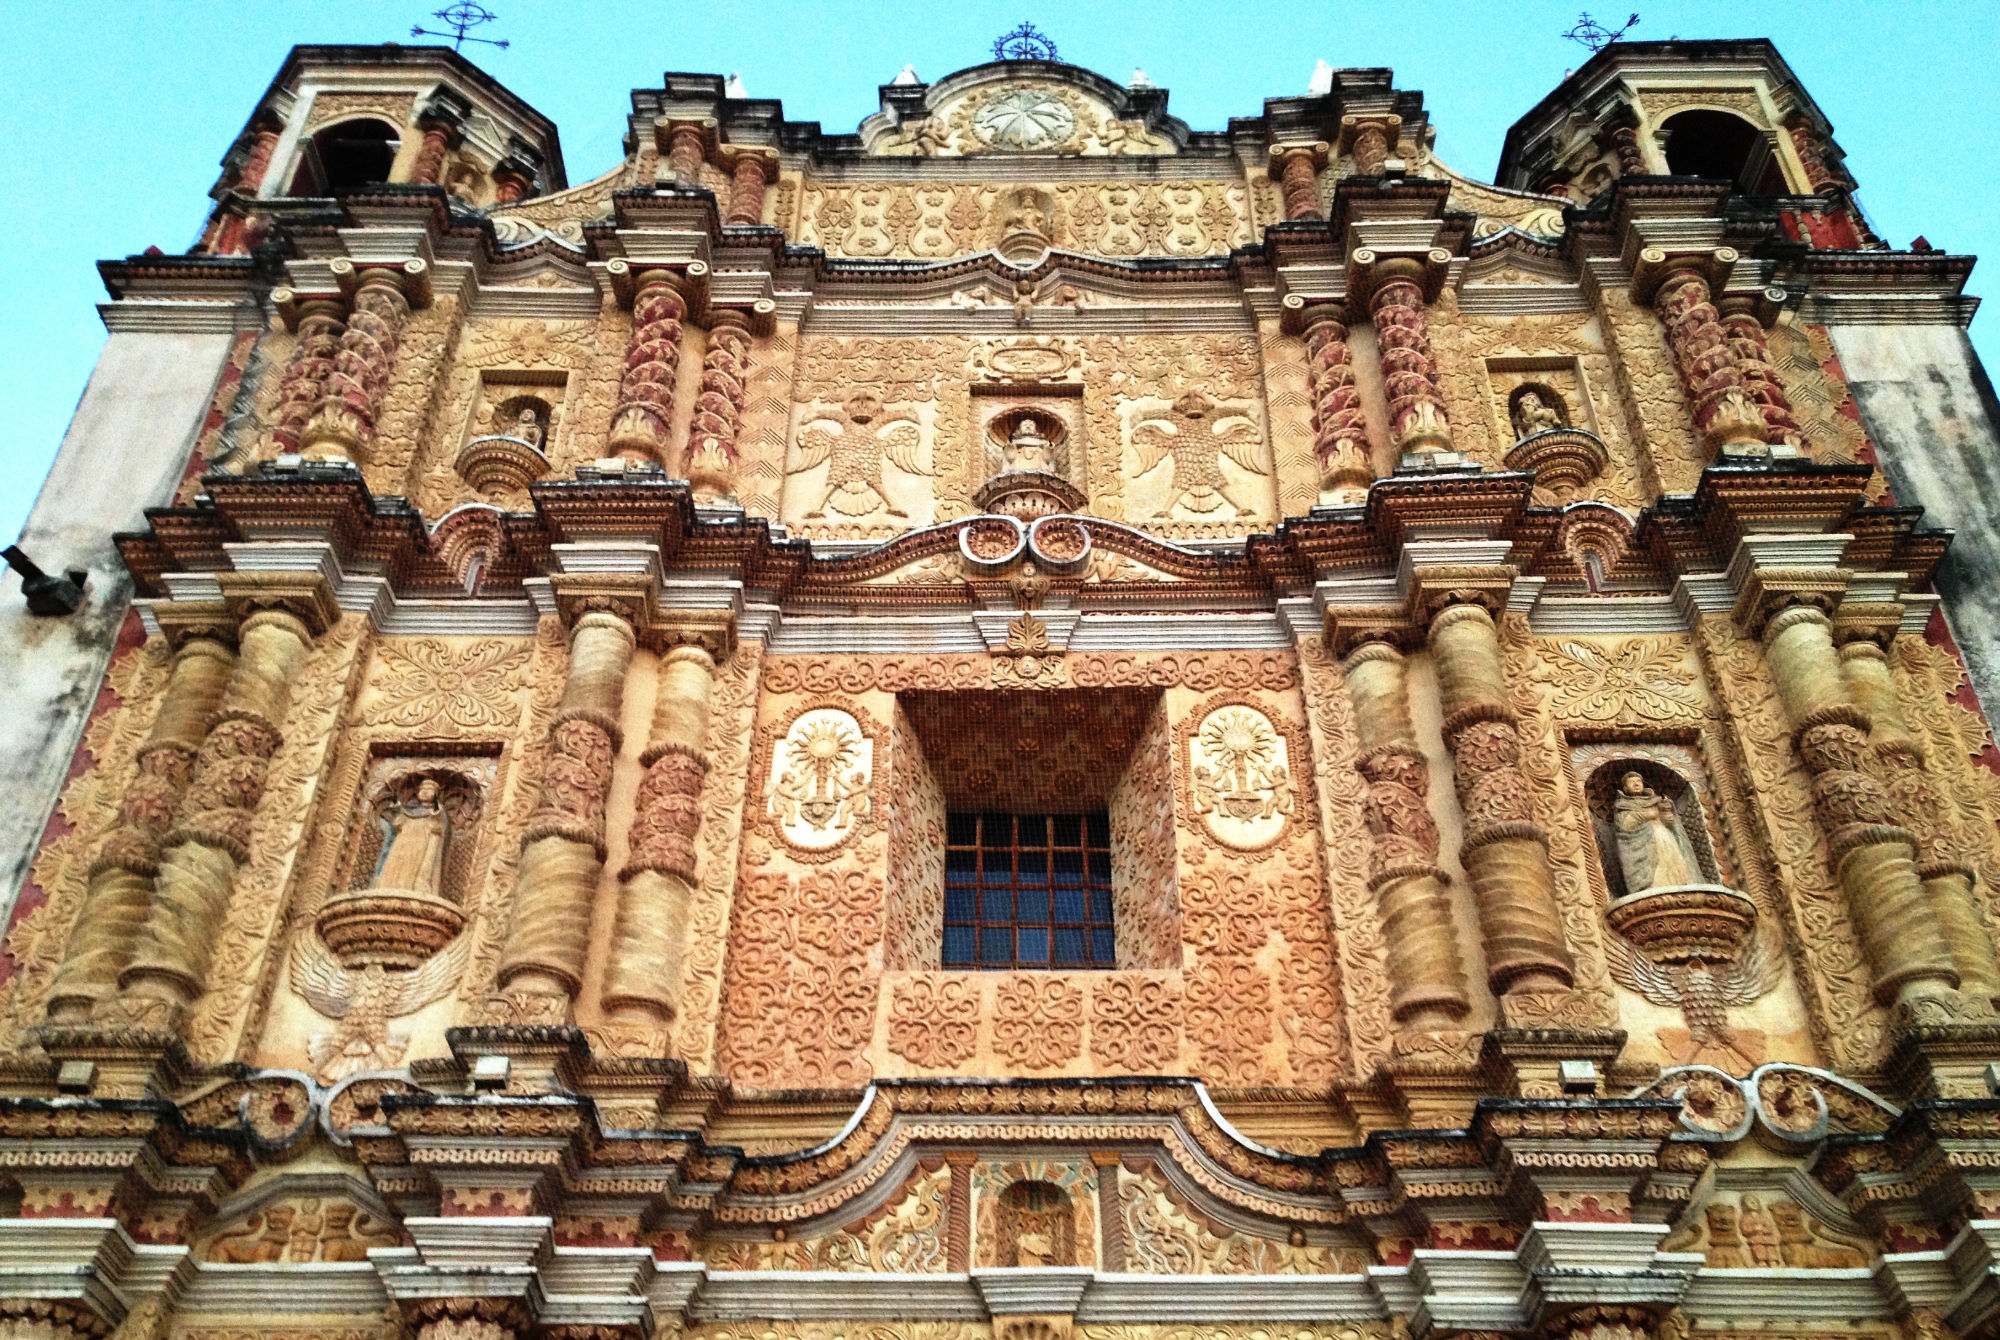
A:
[1126,391,1268,520]
[788,391,934,523]
[1184,701,1297,852]
[764,703,876,856]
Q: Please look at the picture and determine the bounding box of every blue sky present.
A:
[4,1,1995,543]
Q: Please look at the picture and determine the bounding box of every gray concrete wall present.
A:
[1830,322,2000,722]
[0,329,238,921]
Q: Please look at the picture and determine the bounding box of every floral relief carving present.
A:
[705,1163,950,1272]
[718,868,883,1087]
[673,642,764,1068]
[1089,975,1179,1072]
[1120,1162,1367,1274]
[993,975,1086,1070]
[887,975,979,1068]
[361,638,532,734]
[1546,638,1703,723]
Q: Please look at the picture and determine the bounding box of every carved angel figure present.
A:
[291,932,471,1083]
[790,391,930,519]
[1612,771,1706,892]
[1607,931,1778,1072]
[1130,390,1266,516]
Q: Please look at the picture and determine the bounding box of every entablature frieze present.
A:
[115,461,1950,648]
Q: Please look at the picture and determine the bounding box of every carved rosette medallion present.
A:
[764,703,877,858]
[973,89,1078,150]
[1179,697,1300,853]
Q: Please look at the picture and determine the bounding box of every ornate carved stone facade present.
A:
[4,35,1999,1340]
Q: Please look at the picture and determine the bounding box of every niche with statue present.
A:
[973,402,1087,518]
[1492,365,1608,501]
[288,760,490,1082]
[456,375,564,495]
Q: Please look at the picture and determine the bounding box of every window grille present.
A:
[942,811,1116,968]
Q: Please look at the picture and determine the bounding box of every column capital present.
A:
[1349,245,1453,306]
[1628,244,1738,306]
[1267,139,1330,174]
[329,254,433,309]
[717,142,779,178]
[652,115,720,158]
[602,257,707,311]
[214,571,339,638]
[270,286,347,332]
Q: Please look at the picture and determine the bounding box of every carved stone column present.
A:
[721,146,777,225]
[606,270,690,464]
[44,630,236,1022]
[271,295,346,453]
[117,603,323,1019]
[1838,628,2000,1007]
[495,609,637,1017]
[1786,116,1842,193]
[661,118,715,187]
[492,156,534,203]
[1301,303,1372,502]
[1362,252,1455,461]
[1761,603,1959,1006]
[300,260,426,463]
[1644,253,1770,457]
[1427,602,1575,999]
[683,311,751,500]
[1269,142,1329,220]
[236,119,282,194]
[1342,640,1471,1030]
[1605,108,1647,177]
[1716,295,1806,453]
[601,644,716,1037]
[409,106,463,186]
[1339,115,1401,176]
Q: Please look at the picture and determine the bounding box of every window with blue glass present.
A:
[942,811,1117,969]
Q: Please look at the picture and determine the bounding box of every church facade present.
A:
[5,35,2000,1340]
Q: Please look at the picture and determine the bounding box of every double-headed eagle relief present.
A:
[788,391,933,520]
[1127,390,1268,519]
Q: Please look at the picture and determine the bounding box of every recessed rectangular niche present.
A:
[883,689,1179,971]
[1484,355,1596,443]
[969,383,1086,488]
[468,369,571,455]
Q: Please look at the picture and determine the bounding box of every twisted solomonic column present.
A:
[1644,250,1771,458]
[1339,115,1401,176]
[44,630,236,1022]
[1761,602,1959,1008]
[606,269,693,464]
[601,644,717,1041]
[720,146,778,226]
[1836,625,2000,1008]
[494,609,637,1019]
[299,259,428,464]
[1269,142,1330,220]
[1360,252,1455,462]
[1717,293,1807,453]
[1342,640,1472,1032]
[1427,601,1576,1001]
[683,310,752,500]
[1299,302,1372,503]
[116,603,323,1024]
[270,294,347,453]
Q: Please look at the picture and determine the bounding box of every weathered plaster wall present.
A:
[0,329,236,920]
[1830,323,2000,720]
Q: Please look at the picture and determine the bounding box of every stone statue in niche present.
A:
[512,405,544,449]
[998,1181,1075,1267]
[1612,770,1707,893]
[1510,386,1566,439]
[372,777,450,897]
[1003,414,1059,474]
[997,185,1058,261]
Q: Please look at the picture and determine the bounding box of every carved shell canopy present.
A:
[1187,703,1294,851]
[767,707,875,853]
[974,89,1078,150]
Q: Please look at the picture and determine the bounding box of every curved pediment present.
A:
[860,62,1190,157]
